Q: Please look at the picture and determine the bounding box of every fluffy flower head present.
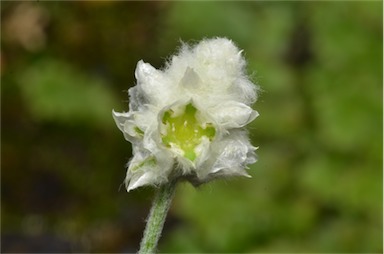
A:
[113,38,258,191]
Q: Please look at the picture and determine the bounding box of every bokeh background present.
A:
[1,1,382,253]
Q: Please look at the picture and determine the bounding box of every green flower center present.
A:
[161,103,216,161]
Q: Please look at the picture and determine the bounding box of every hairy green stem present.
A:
[138,180,177,254]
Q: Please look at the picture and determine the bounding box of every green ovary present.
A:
[161,103,216,161]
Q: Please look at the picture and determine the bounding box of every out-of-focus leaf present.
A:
[17,59,118,128]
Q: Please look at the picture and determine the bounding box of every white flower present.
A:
[113,37,259,191]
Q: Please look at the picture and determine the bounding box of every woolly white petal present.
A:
[135,60,172,106]
[125,149,173,191]
[179,67,201,90]
[125,151,154,191]
[197,130,257,179]
[112,109,157,143]
[210,137,255,177]
[166,38,249,103]
[210,101,259,129]
[194,136,212,168]
[194,38,245,77]
[229,78,258,104]
[112,110,137,142]
[112,110,130,133]
[127,171,154,191]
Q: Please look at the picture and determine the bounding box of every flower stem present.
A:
[138,180,177,254]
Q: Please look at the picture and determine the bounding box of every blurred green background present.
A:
[1,1,382,253]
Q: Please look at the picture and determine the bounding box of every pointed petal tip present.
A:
[126,181,137,192]
[112,109,120,117]
[253,110,260,118]
[126,172,153,192]
[244,173,252,178]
